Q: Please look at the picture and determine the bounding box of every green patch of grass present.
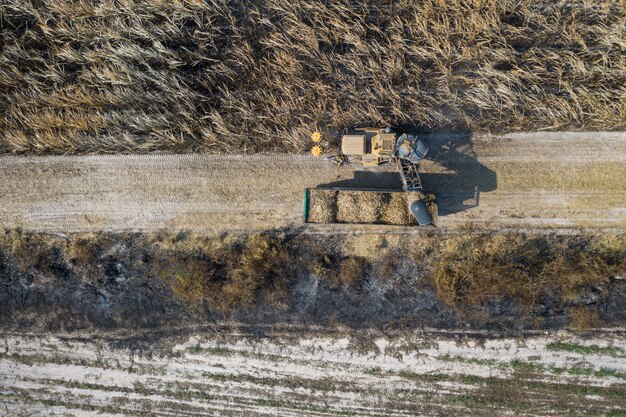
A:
[398,370,451,383]
[460,375,484,385]
[395,369,491,387]
[508,359,626,380]
[187,345,202,354]
[452,394,531,412]
[525,381,626,399]
[568,366,595,377]
[547,342,624,357]
[364,366,382,375]
[398,370,419,379]
[439,354,498,366]
[509,359,545,372]
[592,368,626,379]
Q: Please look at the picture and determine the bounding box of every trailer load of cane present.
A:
[304,127,437,227]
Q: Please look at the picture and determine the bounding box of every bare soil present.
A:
[1,132,624,233]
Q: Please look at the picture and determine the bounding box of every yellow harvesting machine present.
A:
[307,127,436,226]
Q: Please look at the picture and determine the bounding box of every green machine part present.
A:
[303,188,310,223]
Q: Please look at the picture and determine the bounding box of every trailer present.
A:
[303,187,437,226]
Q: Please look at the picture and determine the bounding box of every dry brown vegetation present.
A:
[156,232,373,310]
[308,189,418,225]
[1,229,624,328]
[153,232,295,313]
[434,233,626,321]
[1,0,624,154]
[329,256,370,288]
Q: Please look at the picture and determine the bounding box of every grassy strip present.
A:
[509,359,626,380]
[546,342,624,357]
[437,354,626,380]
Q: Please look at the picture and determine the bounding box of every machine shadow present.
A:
[321,170,403,190]
[318,129,497,217]
[419,131,497,216]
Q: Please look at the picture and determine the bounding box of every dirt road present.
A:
[1,132,624,232]
[1,329,625,416]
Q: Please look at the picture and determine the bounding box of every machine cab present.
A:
[340,127,396,166]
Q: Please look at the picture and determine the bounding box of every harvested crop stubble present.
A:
[308,189,337,223]
[1,0,625,154]
[309,190,416,225]
[381,193,417,226]
[336,191,381,223]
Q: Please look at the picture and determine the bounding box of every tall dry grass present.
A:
[433,233,625,316]
[1,0,624,154]
[1,229,624,327]
[153,232,295,313]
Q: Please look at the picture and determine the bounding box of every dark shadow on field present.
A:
[321,170,403,190]
[418,131,497,216]
[318,129,497,216]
